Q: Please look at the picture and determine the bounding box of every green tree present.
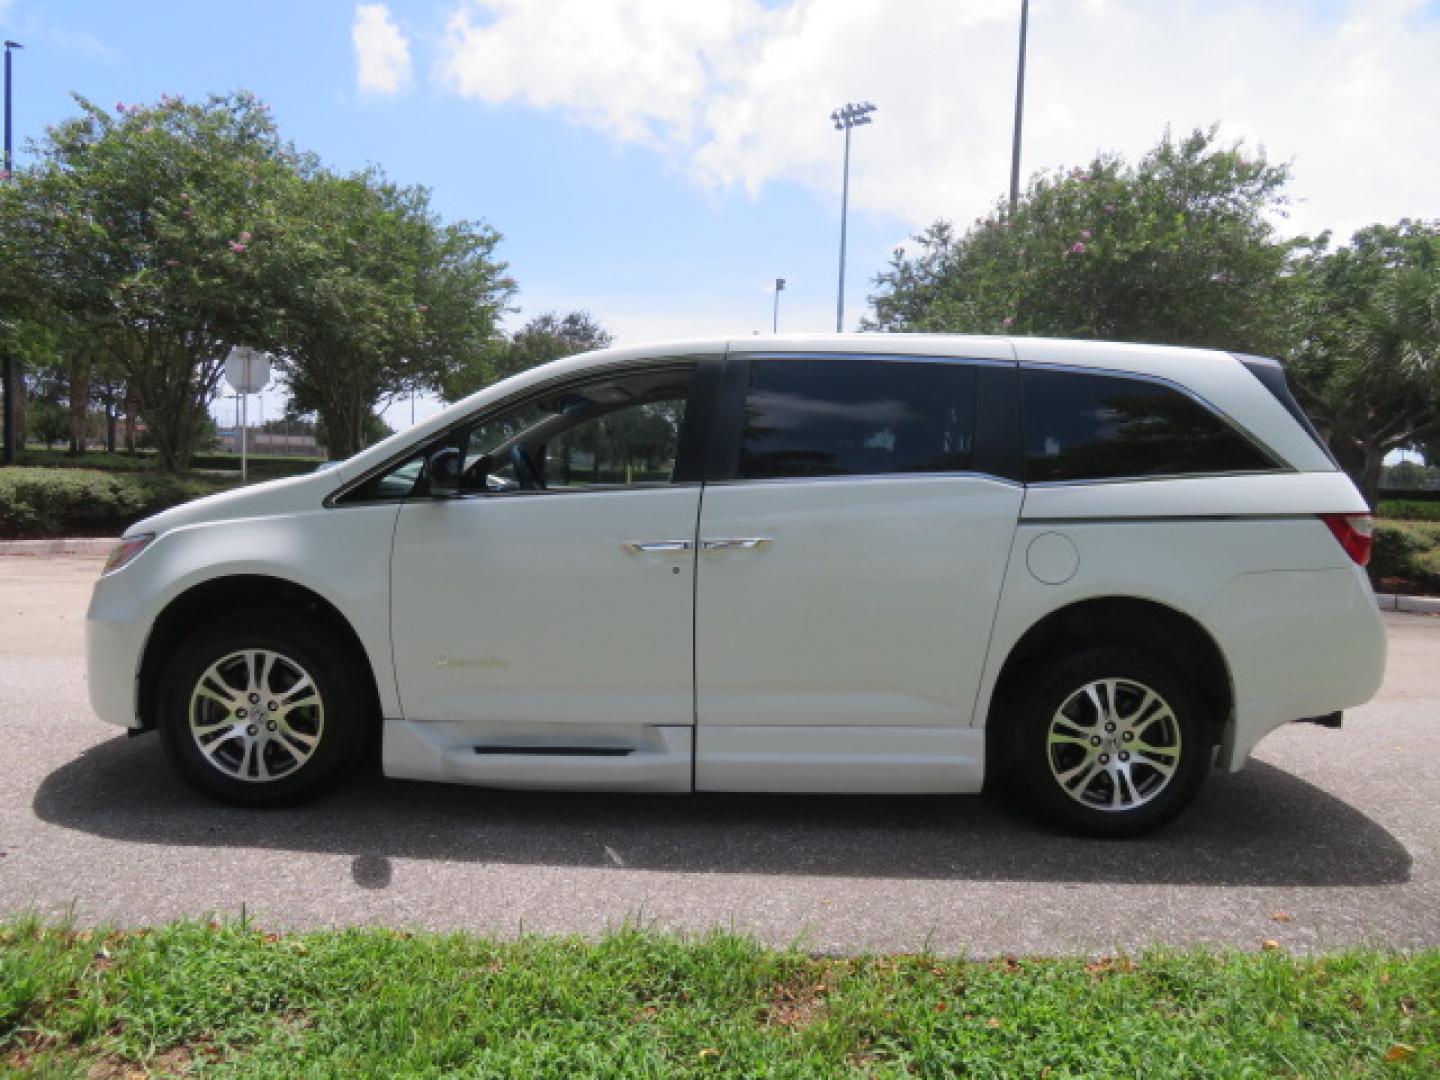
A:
[29,401,68,448]
[0,319,64,448]
[275,169,513,458]
[1383,459,1439,490]
[1286,221,1440,505]
[440,310,612,401]
[0,92,296,470]
[868,126,1296,354]
[501,310,613,379]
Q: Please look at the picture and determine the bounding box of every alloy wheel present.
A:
[1045,677,1182,812]
[187,648,325,783]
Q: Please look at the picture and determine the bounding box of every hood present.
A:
[123,467,346,539]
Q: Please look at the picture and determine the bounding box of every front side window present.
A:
[338,452,425,502]
[1022,368,1278,482]
[737,357,977,480]
[460,368,693,493]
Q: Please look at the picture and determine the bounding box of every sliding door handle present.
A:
[701,537,773,552]
[622,540,693,555]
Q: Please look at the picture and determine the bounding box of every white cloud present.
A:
[435,0,1440,241]
[353,3,412,95]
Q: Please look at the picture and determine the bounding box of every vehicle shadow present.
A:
[32,734,1410,888]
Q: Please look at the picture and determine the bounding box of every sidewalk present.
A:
[0,538,114,557]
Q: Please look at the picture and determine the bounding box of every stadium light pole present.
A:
[2,40,23,466]
[772,277,785,333]
[1008,0,1029,215]
[831,101,875,333]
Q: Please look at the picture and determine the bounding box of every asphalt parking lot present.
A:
[2,554,1438,956]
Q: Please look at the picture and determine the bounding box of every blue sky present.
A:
[4,0,1438,427]
[3,0,900,345]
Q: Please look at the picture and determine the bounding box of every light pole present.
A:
[831,101,875,333]
[2,40,22,467]
[1009,0,1029,215]
[772,277,785,333]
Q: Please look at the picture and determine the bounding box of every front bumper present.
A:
[85,570,149,729]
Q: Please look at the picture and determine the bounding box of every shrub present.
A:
[1377,498,1440,522]
[0,468,231,538]
[1371,521,1440,593]
[16,447,323,480]
[16,448,156,472]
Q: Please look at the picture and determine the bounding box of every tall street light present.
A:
[831,101,875,333]
[2,40,22,467]
[1008,1,1029,215]
[772,277,785,333]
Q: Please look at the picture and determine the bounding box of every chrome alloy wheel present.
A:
[1046,677,1182,812]
[187,649,324,783]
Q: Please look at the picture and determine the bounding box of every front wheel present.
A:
[157,613,368,806]
[1012,647,1211,838]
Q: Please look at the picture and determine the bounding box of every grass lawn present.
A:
[1,920,1436,1078]
[1378,499,1440,524]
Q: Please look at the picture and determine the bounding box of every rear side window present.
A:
[1236,353,1337,466]
[737,358,977,480]
[1022,368,1277,483]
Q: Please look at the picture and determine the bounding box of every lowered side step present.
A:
[383,719,692,791]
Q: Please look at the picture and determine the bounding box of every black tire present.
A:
[1010,646,1211,838]
[157,612,371,806]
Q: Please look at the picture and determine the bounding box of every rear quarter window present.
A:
[1022,368,1279,483]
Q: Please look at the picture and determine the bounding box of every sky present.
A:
[3,0,1438,430]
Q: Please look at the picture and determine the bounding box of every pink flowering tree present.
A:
[867,125,1297,355]
[0,91,295,469]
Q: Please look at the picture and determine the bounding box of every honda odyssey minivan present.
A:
[86,334,1386,836]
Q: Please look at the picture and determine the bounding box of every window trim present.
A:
[326,355,720,507]
[1018,362,1290,486]
[709,351,1017,485]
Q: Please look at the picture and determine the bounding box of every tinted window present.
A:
[737,358,977,480]
[1022,368,1277,482]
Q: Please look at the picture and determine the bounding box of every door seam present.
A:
[689,481,705,793]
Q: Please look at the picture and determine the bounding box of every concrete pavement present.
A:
[2,554,1438,955]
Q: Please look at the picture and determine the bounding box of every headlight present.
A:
[102,533,156,575]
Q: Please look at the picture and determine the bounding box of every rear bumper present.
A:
[1206,565,1385,770]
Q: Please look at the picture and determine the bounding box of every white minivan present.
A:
[86,334,1386,836]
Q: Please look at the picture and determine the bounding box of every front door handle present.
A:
[701,537,773,552]
[622,540,693,555]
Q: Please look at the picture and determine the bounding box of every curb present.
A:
[1375,592,1440,615]
[0,538,115,556]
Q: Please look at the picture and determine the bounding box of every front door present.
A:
[694,352,1023,792]
[387,362,706,789]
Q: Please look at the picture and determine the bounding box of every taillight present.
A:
[1320,513,1374,567]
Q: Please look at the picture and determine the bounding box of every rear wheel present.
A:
[157,613,368,806]
[1011,647,1211,837]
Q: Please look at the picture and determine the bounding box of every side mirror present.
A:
[426,446,463,498]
